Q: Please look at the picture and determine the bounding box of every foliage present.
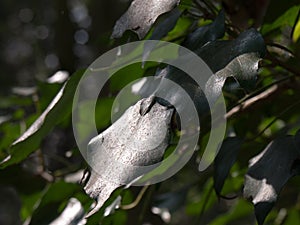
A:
[0,0,300,225]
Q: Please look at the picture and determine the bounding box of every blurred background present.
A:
[0,0,130,94]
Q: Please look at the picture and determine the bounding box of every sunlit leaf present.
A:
[243,135,300,225]
[82,97,174,217]
[292,15,300,42]
[111,0,180,39]
[205,53,261,103]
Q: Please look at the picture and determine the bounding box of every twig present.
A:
[266,42,295,57]
[121,185,149,210]
[225,84,280,118]
[237,74,294,105]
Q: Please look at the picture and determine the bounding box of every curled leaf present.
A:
[205,53,260,104]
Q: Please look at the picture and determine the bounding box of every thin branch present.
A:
[266,42,295,57]
[121,185,149,210]
[225,84,280,119]
[238,74,294,104]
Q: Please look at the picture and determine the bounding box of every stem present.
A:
[226,84,280,119]
[266,42,295,57]
[121,186,149,210]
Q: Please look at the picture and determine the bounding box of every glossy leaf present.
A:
[82,97,174,217]
[243,135,300,225]
[111,0,180,39]
[205,53,261,104]
[49,198,86,225]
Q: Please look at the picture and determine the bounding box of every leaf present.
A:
[293,21,300,42]
[111,0,180,39]
[138,29,265,118]
[142,8,182,65]
[261,3,300,35]
[205,52,261,104]
[149,8,182,41]
[82,96,174,217]
[182,10,225,50]
[49,198,86,225]
[213,137,242,196]
[196,28,266,73]
[29,181,83,225]
[0,70,84,168]
[243,136,300,225]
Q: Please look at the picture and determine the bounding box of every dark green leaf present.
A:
[261,0,300,36]
[111,0,180,39]
[30,181,83,225]
[0,70,84,168]
[243,136,300,225]
[182,10,225,50]
[150,8,182,41]
[214,137,242,196]
[196,28,266,73]
[142,8,182,65]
